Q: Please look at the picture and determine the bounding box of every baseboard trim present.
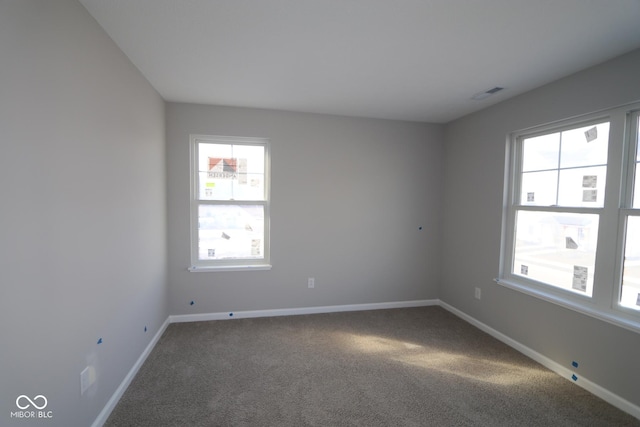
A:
[91,317,170,427]
[439,300,640,421]
[94,298,639,425]
[169,299,439,323]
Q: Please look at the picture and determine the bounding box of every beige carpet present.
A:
[105,306,640,426]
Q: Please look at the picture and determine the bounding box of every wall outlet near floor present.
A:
[80,366,96,395]
[474,287,482,300]
[308,277,315,288]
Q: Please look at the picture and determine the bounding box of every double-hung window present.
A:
[189,135,270,271]
[500,103,640,331]
[620,112,640,309]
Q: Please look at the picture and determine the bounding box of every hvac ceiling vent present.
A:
[471,86,505,101]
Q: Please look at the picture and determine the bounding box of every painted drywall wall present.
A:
[0,1,167,426]
[442,49,640,408]
[167,103,443,315]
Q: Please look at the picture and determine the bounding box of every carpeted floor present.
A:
[105,306,640,426]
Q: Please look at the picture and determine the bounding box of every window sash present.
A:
[620,213,640,310]
[506,118,610,297]
[511,209,600,296]
[617,111,640,311]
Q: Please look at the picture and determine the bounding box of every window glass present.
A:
[621,216,640,310]
[197,143,265,201]
[520,121,609,208]
[198,204,265,261]
[559,122,609,169]
[513,211,599,296]
[521,170,558,206]
[634,170,640,209]
[558,166,606,207]
[634,116,640,209]
[522,133,559,172]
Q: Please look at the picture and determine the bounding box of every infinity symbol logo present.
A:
[16,395,47,410]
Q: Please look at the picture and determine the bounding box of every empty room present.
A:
[2,1,640,426]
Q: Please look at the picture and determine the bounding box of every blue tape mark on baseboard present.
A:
[572,374,578,381]
[97,338,103,345]
[572,361,579,368]
[190,301,195,306]
[229,312,234,317]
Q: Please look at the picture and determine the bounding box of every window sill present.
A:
[188,264,272,272]
[495,277,640,335]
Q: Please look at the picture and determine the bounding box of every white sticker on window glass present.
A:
[527,192,535,202]
[238,158,248,184]
[521,265,529,275]
[582,189,597,202]
[582,175,597,188]
[251,239,261,256]
[572,266,588,292]
[208,157,242,179]
[636,293,640,306]
[565,237,578,249]
[584,126,598,142]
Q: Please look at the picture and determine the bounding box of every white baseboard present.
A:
[169,299,439,323]
[94,298,639,425]
[91,317,170,427]
[439,300,640,421]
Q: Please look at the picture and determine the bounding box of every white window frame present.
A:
[616,110,640,312]
[498,102,640,333]
[188,135,271,272]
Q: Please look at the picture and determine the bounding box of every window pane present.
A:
[620,216,640,310]
[558,166,606,207]
[633,116,640,208]
[637,116,640,163]
[520,122,609,208]
[198,143,265,201]
[513,210,599,296]
[632,167,640,209]
[198,204,265,260]
[559,122,609,168]
[522,133,559,172]
[521,170,558,205]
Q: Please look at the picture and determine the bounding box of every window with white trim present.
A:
[500,103,640,331]
[621,112,640,309]
[189,135,270,271]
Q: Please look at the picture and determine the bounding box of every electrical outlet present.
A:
[474,287,481,300]
[308,277,315,288]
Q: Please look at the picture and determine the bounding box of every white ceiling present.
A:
[79,0,640,123]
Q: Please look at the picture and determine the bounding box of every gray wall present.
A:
[4,0,639,423]
[166,103,443,315]
[442,49,640,408]
[0,1,167,426]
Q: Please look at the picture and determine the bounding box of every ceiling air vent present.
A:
[471,86,504,101]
